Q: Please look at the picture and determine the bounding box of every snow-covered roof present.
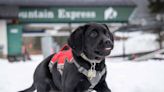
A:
[0,0,135,6]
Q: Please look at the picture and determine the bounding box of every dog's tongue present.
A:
[104,47,112,51]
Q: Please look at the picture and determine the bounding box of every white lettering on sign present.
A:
[19,9,54,19]
[58,9,96,20]
[104,7,118,20]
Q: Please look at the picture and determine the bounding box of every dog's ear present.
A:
[103,24,114,43]
[68,25,86,56]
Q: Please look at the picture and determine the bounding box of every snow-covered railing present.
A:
[133,49,164,61]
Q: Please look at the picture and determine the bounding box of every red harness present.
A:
[50,45,73,65]
[49,45,106,91]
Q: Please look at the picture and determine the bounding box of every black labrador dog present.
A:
[20,23,114,92]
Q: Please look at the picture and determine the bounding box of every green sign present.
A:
[19,6,135,23]
[7,24,23,55]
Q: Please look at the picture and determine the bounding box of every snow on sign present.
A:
[10,29,18,34]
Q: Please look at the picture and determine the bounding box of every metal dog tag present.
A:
[88,69,96,80]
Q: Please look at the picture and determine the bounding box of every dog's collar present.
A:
[80,53,102,64]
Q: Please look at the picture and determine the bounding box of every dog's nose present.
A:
[105,40,110,46]
[104,39,113,48]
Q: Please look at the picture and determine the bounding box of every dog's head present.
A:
[68,23,114,61]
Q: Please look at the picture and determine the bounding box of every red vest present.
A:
[50,45,73,65]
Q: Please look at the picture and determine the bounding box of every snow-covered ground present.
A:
[106,58,164,92]
[0,55,164,92]
[0,55,43,92]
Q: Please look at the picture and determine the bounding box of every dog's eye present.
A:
[90,31,98,38]
[105,31,110,37]
[106,32,110,37]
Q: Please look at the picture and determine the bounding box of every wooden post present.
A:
[157,27,162,49]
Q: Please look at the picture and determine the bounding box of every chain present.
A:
[91,62,96,71]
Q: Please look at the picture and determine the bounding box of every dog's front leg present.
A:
[62,73,79,92]
[94,80,111,92]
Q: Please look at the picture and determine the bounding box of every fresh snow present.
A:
[106,58,164,92]
[0,55,43,92]
[0,56,164,92]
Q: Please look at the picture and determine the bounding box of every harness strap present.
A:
[49,61,54,73]
[73,58,106,90]
[73,59,88,77]
[89,67,106,89]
